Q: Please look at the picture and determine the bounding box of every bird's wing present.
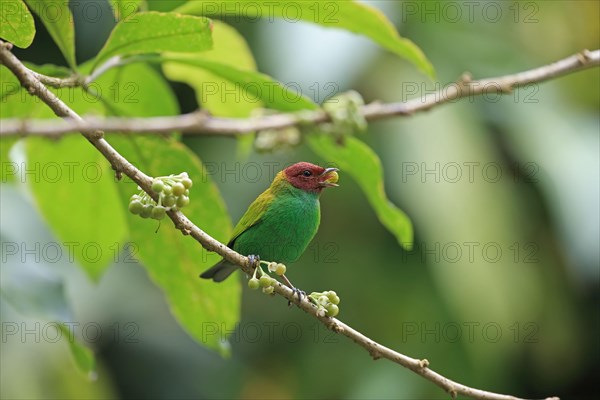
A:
[228,188,274,247]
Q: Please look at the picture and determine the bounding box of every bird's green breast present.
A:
[231,186,320,264]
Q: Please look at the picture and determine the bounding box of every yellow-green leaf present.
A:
[60,325,96,378]
[162,20,257,117]
[0,0,35,48]
[111,135,239,355]
[162,20,258,155]
[25,134,129,278]
[24,0,76,68]
[175,0,434,79]
[96,62,239,354]
[93,11,213,70]
[308,134,414,249]
[107,0,142,20]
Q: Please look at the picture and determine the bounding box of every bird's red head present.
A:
[283,162,339,194]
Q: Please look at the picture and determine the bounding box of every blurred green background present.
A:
[1,1,598,399]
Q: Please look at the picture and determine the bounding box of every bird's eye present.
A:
[302,170,312,177]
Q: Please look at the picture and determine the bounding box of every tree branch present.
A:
[0,39,559,400]
[1,49,598,138]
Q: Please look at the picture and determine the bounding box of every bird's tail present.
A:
[199,260,238,282]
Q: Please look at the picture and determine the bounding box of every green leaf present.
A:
[25,134,129,278]
[1,64,21,98]
[0,0,35,48]
[162,20,257,117]
[4,61,130,277]
[93,11,213,70]
[308,134,414,249]
[163,55,315,112]
[93,58,179,118]
[1,63,79,120]
[162,20,258,155]
[60,325,96,378]
[107,0,142,20]
[94,62,239,354]
[111,135,239,355]
[24,0,76,68]
[175,0,434,79]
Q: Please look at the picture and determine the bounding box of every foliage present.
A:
[1,0,419,369]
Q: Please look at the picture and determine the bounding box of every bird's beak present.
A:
[318,167,339,187]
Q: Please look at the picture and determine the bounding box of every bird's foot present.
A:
[248,254,260,269]
[289,287,307,305]
[280,274,305,305]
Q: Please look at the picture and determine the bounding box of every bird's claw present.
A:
[248,254,260,269]
[288,287,307,306]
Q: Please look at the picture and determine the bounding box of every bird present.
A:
[200,162,339,289]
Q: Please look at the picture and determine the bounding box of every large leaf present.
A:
[107,0,142,20]
[110,135,239,355]
[24,0,76,68]
[0,0,35,48]
[175,0,434,78]
[93,11,213,69]
[1,63,46,183]
[162,19,259,154]
[163,55,315,112]
[95,62,240,354]
[21,63,127,278]
[25,134,128,278]
[60,324,96,378]
[308,134,414,249]
[162,20,257,117]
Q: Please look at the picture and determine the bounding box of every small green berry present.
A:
[163,185,172,195]
[163,195,176,207]
[326,304,339,317]
[176,195,190,208]
[172,182,185,196]
[128,200,144,215]
[259,275,273,288]
[275,263,286,276]
[151,205,166,220]
[151,179,165,193]
[248,278,260,290]
[140,204,153,219]
[318,295,329,306]
[182,178,193,189]
[327,291,340,305]
[262,286,274,295]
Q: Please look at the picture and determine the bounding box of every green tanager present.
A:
[200,162,339,284]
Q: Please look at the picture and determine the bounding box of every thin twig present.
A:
[0,39,560,400]
[0,49,598,138]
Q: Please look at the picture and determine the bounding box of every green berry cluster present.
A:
[322,90,367,142]
[309,290,341,317]
[247,267,278,294]
[128,172,193,220]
